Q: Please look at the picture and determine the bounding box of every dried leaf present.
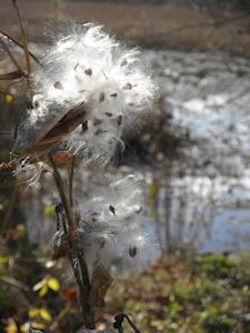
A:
[90,263,113,308]
[5,319,17,333]
[47,277,60,292]
[39,308,52,322]
[4,93,14,104]
[39,285,49,297]
[29,308,40,318]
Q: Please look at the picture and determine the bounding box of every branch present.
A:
[0,38,25,76]
[0,28,43,67]
[49,153,95,329]
[12,0,31,75]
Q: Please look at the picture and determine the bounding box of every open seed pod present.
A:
[12,95,87,155]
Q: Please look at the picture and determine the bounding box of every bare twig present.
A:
[49,305,72,332]
[0,38,24,76]
[0,187,17,235]
[48,153,75,238]
[68,155,75,211]
[0,28,43,67]
[0,275,29,291]
[12,0,31,75]
[49,153,95,329]
[114,313,141,333]
[0,70,23,81]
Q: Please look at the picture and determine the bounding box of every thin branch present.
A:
[12,0,31,75]
[68,155,75,211]
[49,153,95,328]
[0,28,43,67]
[48,153,75,242]
[49,305,72,332]
[0,39,25,76]
[0,187,17,235]
[114,313,141,333]
[0,275,29,291]
[0,70,23,81]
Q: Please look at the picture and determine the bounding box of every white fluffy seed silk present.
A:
[13,23,158,162]
[75,175,160,277]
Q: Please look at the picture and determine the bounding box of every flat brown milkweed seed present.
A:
[105,112,113,117]
[84,68,92,76]
[123,83,132,90]
[121,59,127,67]
[82,121,88,132]
[110,93,118,97]
[129,246,137,257]
[93,118,103,126]
[99,239,106,248]
[109,205,116,215]
[99,92,105,102]
[117,114,123,126]
[94,128,105,136]
[54,81,63,89]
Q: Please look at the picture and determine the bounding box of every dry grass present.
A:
[0,0,250,54]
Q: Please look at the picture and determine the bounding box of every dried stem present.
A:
[48,153,95,329]
[48,153,75,240]
[68,155,75,211]
[12,0,31,75]
[0,38,24,76]
[0,28,43,67]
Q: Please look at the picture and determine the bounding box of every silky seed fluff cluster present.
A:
[13,23,159,275]
[13,23,157,163]
[52,175,160,277]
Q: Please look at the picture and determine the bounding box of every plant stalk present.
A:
[48,153,95,328]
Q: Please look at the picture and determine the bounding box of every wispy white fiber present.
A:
[13,23,158,162]
[76,175,160,277]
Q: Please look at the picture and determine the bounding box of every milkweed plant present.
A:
[1,11,160,330]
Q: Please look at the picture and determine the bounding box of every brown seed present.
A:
[74,62,79,71]
[99,239,106,248]
[123,83,132,90]
[128,102,135,107]
[117,114,123,126]
[93,118,103,126]
[109,205,116,215]
[110,93,118,97]
[94,128,105,136]
[82,121,88,132]
[121,59,128,67]
[99,92,105,102]
[54,81,63,90]
[84,68,92,76]
[105,112,113,117]
[129,246,137,257]
[26,100,33,109]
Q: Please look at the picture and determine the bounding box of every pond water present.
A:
[5,46,249,254]
[145,49,250,253]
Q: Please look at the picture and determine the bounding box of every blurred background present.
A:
[0,1,250,332]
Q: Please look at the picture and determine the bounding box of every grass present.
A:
[106,253,250,332]
[0,231,249,333]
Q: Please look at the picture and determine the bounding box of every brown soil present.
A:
[0,0,250,54]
